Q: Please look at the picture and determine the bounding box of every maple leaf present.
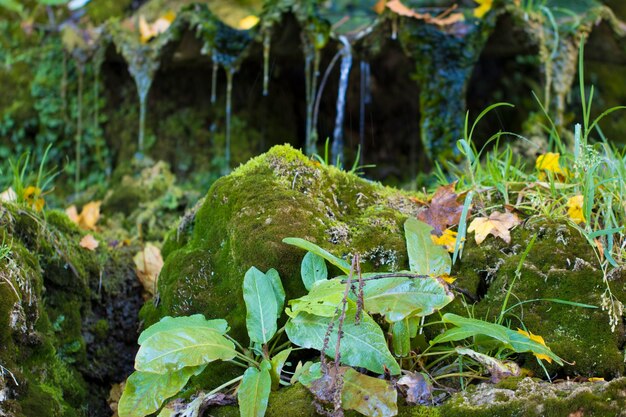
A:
[473,0,493,18]
[567,195,584,224]
[134,243,164,296]
[417,183,465,235]
[431,229,458,253]
[516,329,552,363]
[79,234,99,251]
[386,0,464,26]
[468,211,521,244]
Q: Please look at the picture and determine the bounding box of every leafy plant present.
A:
[118,267,290,417]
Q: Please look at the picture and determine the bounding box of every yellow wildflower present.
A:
[473,0,493,18]
[567,195,585,224]
[536,152,565,175]
[431,229,458,253]
[23,186,45,212]
[516,328,552,363]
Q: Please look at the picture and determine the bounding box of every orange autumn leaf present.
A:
[79,234,99,251]
[373,0,387,14]
[386,0,464,26]
[516,328,552,363]
[468,211,521,244]
[67,201,101,230]
[134,243,163,296]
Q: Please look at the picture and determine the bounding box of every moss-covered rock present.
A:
[450,220,626,378]
[150,144,420,340]
[0,202,142,417]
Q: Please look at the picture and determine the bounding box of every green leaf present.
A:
[432,314,563,365]
[266,268,286,316]
[244,267,279,344]
[283,237,351,274]
[37,0,70,5]
[0,0,23,13]
[270,348,292,389]
[342,368,398,417]
[286,279,345,318]
[118,366,206,417]
[297,361,323,387]
[391,320,409,357]
[285,301,400,375]
[135,327,237,373]
[238,363,272,417]
[358,276,453,321]
[301,251,328,291]
[404,218,451,276]
[138,315,229,345]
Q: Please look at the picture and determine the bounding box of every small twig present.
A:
[340,272,429,283]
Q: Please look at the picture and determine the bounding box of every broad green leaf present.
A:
[244,267,279,344]
[432,314,563,365]
[270,348,292,389]
[238,363,272,417]
[404,218,451,276]
[286,279,345,318]
[301,251,328,291]
[342,368,398,417]
[118,366,205,417]
[266,268,286,315]
[138,315,228,345]
[285,301,400,375]
[297,361,323,387]
[391,320,410,357]
[136,327,237,373]
[357,276,453,321]
[37,0,69,4]
[283,237,351,273]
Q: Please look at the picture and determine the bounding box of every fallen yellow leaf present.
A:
[468,211,521,244]
[567,195,584,224]
[440,274,456,284]
[80,234,99,251]
[431,229,458,253]
[65,205,80,224]
[473,0,493,18]
[536,152,565,175]
[24,186,45,212]
[139,11,175,43]
[588,377,605,382]
[373,0,387,14]
[238,15,259,30]
[134,243,163,296]
[516,328,552,363]
[79,201,101,230]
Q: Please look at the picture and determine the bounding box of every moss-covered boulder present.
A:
[147,144,420,339]
[0,202,142,417]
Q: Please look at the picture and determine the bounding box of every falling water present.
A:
[330,36,352,167]
[303,43,321,156]
[262,29,271,96]
[224,67,235,174]
[211,57,218,104]
[128,53,159,155]
[359,60,371,161]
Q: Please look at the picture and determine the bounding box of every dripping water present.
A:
[359,60,371,162]
[331,36,352,167]
[211,56,218,104]
[129,58,157,155]
[262,28,271,97]
[224,67,235,174]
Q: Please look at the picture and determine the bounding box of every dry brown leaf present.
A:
[373,0,387,14]
[417,183,465,235]
[108,381,125,416]
[397,372,433,405]
[134,243,163,296]
[79,201,101,230]
[468,211,521,245]
[80,234,99,251]
[386,0,464,26]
